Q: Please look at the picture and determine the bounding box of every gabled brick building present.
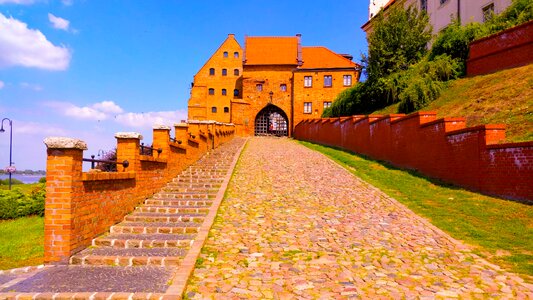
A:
[187,34,361,136]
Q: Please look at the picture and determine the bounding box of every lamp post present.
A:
[0,118,13,190]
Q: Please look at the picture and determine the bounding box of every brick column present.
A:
[43,137,87,263]
[115,132,142,173]
[152,125,171,160]
[174,123,189,144]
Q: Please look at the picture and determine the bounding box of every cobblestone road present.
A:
[186,137,532,299]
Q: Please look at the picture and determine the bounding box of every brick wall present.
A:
[294,112,532,202]
[467,20,533,76]
[43,121,235,263]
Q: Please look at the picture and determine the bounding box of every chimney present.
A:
[296,34,303,66]
[340,54,354,61]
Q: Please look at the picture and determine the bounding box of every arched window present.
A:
[208,88,215,95]
[222,69,227,76]
[234,89,240,97]
[234,52,239,58]
[222,89,227,96]
[209,68,215,76]
[211,107,217,113]
[234,69,239,76]
[223,51,228,58]
[224,107,229,113]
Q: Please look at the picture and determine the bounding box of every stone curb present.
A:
[164,138,248,297]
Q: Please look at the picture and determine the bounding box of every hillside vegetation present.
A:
[374,64,533,143]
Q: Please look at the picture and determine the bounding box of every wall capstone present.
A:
[153,125,171,130]
[114,132,143,139]
[43,137,88,150]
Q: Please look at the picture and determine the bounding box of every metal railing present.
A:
[83,155,129,171]
[140,143,162,156]
[169,137,182,144]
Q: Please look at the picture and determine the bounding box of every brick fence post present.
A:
[152,125,171,160]
[115,132,142,173]
[43,137,87,263]
[174,123,189,143]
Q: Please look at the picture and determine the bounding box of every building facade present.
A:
[187,34,361,136]
[363,0,512,35]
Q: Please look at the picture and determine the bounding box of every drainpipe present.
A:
[457,0,461,24]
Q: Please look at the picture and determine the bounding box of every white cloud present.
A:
[46,101,114,121]
[115,110,188,128]
[14,120,68,136]
[0,13,71,70]
[0,81,4,89]
[48,13,70,31]
[0,0,36,4]
[61,0,73,6]
[20,82,42,91]
[92,101,123,114]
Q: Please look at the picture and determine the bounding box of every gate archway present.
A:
[254,105,289,136]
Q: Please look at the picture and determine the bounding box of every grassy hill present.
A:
[375,64,533,143]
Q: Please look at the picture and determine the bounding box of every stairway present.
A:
[0,138,245,297]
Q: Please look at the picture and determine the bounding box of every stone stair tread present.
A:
[1,265,173,293]
[100,233,194,240]
[76,247,187,257]
[138,205,210,209]
[130,212,206,217]
[116,221,201,228]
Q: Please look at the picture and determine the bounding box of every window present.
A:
[208,88,215,95]
[304,76,313,87]
[280,84,287,92]
[223,51,228,58]
[343,75,352,86]
[324,75,332,87]
[222,89,227,96]
[234,69,240,76]
[234,52,239,58]
[234,89,240,96]
[324,102,332,109]
[439,0,448,4]
[209,68,215,76]
[483,3,495,22]
[304,102,312,114]
[256,84,263,92]
[222,69,227,76]
[224,107,229,113]
[420,0,427,11]
[211,107,217,113]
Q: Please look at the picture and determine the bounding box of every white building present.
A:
[363,0,513,35]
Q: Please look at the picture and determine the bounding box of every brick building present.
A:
[187,34,361,136]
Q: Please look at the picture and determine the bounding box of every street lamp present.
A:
[0,118,13,190]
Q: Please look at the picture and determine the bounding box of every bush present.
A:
[0,178,24,185]
[0,184,45,220]
[38,177,46,184]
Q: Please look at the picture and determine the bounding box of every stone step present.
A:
[135,205,210,214]
[124,212,205,223]
[165,182,221,189]
[171,178,224,184]
[111,221,201,234]
[144,199,213,207]
[70,247,186,266]
[160,187,219,193]
[93,233,194,248]
[153,192,216,199]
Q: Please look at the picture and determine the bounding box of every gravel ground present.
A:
[185,137,532,299]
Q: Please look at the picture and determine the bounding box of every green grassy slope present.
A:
[375,64,533,142]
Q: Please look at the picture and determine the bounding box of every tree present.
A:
[363,5,432,82]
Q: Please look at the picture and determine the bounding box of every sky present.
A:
[0,0,369,171]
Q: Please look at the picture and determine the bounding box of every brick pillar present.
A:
[43,137,87,263]
[199,122,210,152]
[115,132,142,173]
[152,125,171,160]
[207,121,216,150]
[174,123,189,144]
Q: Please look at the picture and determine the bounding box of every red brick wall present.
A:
[294,112,532,202]
[44,123,235,263]
[467,20,533,76]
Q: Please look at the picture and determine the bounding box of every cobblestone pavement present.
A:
[186,137,533,299]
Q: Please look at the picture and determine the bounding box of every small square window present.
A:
[324,101,332,109]
[208,88,215,95]
[234,89,240,97]
[223,51,228,58]
[224,107,229,113]
[280,84,287,92]
[256,84,263,92]
[420,0,427,11]
[343,75,352,86]
[234,69,239,76]
[324,75,332,87]
[304,102,312,114]
[209,68,215,76]
[483,3,495,22]
[304,76,312,87]
[234,52,239,58]
[222,69,227,76]
[440,0,448,5]
[222,89,227,96]
[211,107,217,113]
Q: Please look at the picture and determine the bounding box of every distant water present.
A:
[0,174,43,184]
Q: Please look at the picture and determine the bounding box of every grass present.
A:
[300,140,533,280]
[0,183,41,194]
[0,215,44,270]
[374,64,533,143]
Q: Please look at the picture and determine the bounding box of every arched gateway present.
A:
[254,104,289,136]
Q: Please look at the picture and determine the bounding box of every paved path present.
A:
[186,137,532,299]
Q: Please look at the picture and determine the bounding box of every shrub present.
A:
[0,184,45,219]
[38,177,46,184]
[0,178,24,185]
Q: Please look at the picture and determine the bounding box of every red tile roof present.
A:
[300,47,358,69]
[244,36,299,65]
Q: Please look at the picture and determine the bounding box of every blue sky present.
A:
[0,0,369,170]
